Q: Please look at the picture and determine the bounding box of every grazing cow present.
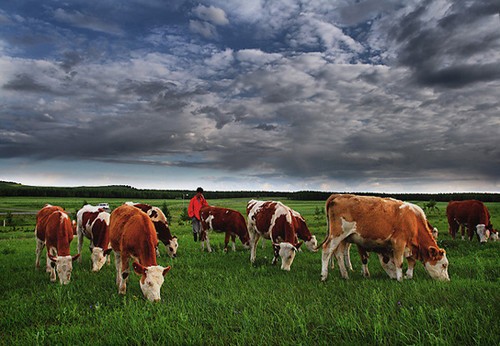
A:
[35,204,80,284]
[247,200,303,271]
[446,200,493,243]
[76,204,112,272]
[339,219,439,278]
[320,194,449,282]
[199,206,250,252]
[125,202,178,258]
[109,205,171,302]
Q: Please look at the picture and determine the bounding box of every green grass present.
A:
[0,197,499,345]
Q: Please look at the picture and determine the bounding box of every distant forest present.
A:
[1,181,499,202]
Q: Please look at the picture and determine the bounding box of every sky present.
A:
[0,0,499,193]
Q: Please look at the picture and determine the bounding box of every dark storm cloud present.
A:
[0,0,499,192]
[387,0,500,88]
[3,74,52,93]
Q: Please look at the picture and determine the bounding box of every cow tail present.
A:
[315,195,337,250]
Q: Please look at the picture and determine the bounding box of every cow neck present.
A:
[412,222,439,262]
[56,220,72,256]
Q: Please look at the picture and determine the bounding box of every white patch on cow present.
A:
[166,237,178,258]
[341,218,357,235]
[91,247,107,272]
[476,224,490,243]
[432,227,439,239]
[490,231,499,241]
[97,211,110,225]
[424,254,450,281]
[401,202,427,220]
[278,243,297,271]
[305,235,318,252]
[140,266,167,302]
[206,214,214,230]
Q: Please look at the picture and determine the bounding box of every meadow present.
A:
[0,197,499,345]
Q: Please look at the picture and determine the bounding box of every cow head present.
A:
[272,242,303,271]
[305,235,318,252]
[166,236,179,258]
[431,227,439,240]
[476,224,490,243]
[48,253,80,284]
[91,247,113,272]
[424,246,450,281]
[132,262,171,302]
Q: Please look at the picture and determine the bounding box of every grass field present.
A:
[0,197,499,345]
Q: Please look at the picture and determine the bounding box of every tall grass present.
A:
[0,197,499,345]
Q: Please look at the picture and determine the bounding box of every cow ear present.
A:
[294,241,303,250]
[428,246,439,258]
[72,254,80,262]
[132,262,146,275]
[162,266,171,276]
[272,243,280,250]
[104,248,113,256]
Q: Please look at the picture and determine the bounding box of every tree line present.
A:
[1,181,498,202]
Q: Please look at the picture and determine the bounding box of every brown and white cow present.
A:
[446,200,494,243]
[199,206,250,252]
[339,219,439,278]
[320,194,449,282]
[76,204,112,272]
[247,200,303,271]
[109,205,171,302]
[125,202,178,258]
[35,204,80,284]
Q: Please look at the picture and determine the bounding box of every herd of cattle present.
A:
[34,195,498,301]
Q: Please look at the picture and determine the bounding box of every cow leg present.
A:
[250,233,261,263]
[447,217,458,239]
[356,245,370,278]
[344,243,353,271]
[77,227,84,263]
[230,233,236,252]
[334,242,349,279]
[48,248,57,282]
[119,253,130,295]
[223,232,231,252]
[35,238,45,269]
[205,236,212,253]
[392,246,405,282]
[405,257,416,279]
[321,238,336,281]
[114,251,122,286]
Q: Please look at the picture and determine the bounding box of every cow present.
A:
[109,205,171,302]
[76,204,112,272]
[320,194,450,282]
[35,204,80,284]
[199,206,250,252]
[247,200,303,271]
[125,202,178,258]
[338,219,438,278]
[446,200,493,243]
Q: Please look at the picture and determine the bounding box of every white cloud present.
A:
[192,5,229,26]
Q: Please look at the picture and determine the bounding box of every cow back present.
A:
[36,205,65,241]
[109,205,158,266]
[45,210,74,256]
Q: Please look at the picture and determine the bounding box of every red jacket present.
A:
[188,194,208,220]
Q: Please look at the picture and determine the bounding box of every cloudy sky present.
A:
[0,0,499,193]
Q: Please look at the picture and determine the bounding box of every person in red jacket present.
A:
[188,187,209,241]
